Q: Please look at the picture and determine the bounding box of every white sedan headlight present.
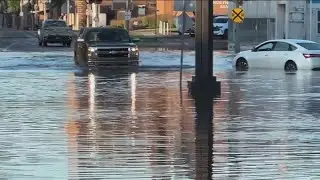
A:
[88,47,97,52]
[130,47,138,52]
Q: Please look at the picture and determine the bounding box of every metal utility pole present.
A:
[20,0,24,29]
[66,0,70,24]
[234,0,241,53]
[43,0,47,20]
[180,0,187,85]
[310,0,313,40]
[188,0,221,97]
[86,4,91,27]
[124,0,130,31]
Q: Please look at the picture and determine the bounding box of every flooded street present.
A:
[1,49,320,179]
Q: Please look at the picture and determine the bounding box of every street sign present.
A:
[231,8,245,23]
[176,12,194,33]
[138,6,145,16]
[125,11,131,20]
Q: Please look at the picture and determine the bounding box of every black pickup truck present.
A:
[74,27,140,68]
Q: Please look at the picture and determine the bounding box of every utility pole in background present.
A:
[86,4,91,27]
[234,0,242,53]
[124,0,130,31]
[66,0,70,24]
[43,0,47,20]
[20,0,24,29]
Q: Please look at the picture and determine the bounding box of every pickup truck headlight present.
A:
[130,47,138,52]
[88,47,97,52]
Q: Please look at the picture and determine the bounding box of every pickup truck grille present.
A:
[97,48,129,58]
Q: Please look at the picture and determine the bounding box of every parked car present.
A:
[38,19,73,47]
[213,15,228,39]
[189,24,195,37]
[233,39,320,71]
[177,16,195,35]
[189,16,227,38]
[74,27,140,68]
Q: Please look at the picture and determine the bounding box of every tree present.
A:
[7,0,20,13]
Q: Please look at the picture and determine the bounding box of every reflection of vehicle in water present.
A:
[37,19,73,47]
[74,27,140,68]
[65,71,199,178]
[234,39,320,71]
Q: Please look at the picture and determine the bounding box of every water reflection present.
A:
[64,69,320,179]
[3,68,320,179]
[66,70,199,179]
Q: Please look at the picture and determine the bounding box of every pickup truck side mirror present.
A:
[251,47,256,52]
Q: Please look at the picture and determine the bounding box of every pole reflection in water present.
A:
[194,92,214,180]
[88,73,98,161]
[130,73,137,118]
[130,72,137,147]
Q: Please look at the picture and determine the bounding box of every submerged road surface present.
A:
[1,30,320,179]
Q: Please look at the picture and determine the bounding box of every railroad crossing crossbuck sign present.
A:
[231,8,245,23]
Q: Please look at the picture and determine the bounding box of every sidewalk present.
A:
[0,28,36,38]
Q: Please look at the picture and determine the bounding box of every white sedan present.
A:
[233,39,320,71]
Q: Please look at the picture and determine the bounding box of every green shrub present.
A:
[110,20,124,28]
[134,14,176,29]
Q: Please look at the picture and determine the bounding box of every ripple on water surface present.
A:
[0,52,320,179]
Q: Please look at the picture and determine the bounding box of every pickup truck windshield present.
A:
[86,29,131,43]
[44,21,67,27]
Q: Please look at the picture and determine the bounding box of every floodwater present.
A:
[0,50,320,179]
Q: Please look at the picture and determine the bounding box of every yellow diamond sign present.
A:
[231,8,245,23]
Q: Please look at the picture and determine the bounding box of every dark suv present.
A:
[74,27,140,68]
